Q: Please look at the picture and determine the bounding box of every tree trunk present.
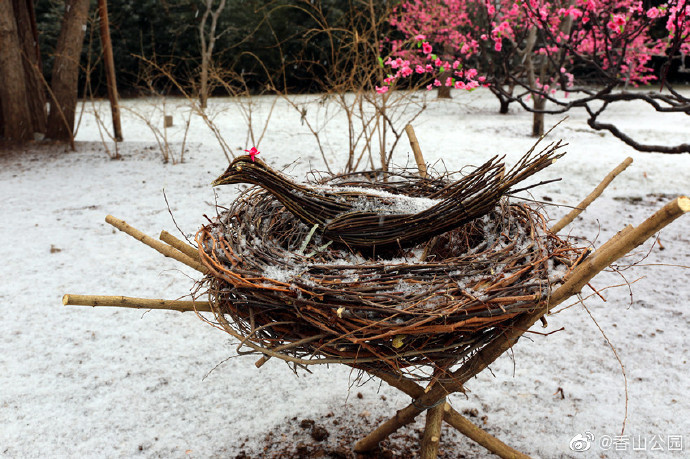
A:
[0,0,33,141]
[200,56,209,109]
[98,0,122,141]
[499,97,510,114]
[532,96,546,137]
[436,71,452,99]
[198,0,226,110]
[12,0,47,135]
[46,0,90,141]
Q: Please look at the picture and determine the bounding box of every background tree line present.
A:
[34,0,389,96]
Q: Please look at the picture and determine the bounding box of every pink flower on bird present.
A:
[244,147,260,161]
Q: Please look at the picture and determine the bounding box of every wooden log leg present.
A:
[420,398,445,459]
[355,196,689,453]
[443,405,530,459]
[366,369,529,458]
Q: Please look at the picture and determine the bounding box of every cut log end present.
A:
[678,196,690,212]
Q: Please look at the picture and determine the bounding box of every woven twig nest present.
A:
[195,171,585,378]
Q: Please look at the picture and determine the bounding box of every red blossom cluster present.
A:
[380,0,689,96]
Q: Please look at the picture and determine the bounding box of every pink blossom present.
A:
[422,42,433,54]
[494,40,502,52]
[445,77,453,86]
[400,66,413,77]
[414,34,426,41]
[415,65,425,74]
[611,14,626,26]
[244,147,260,162]
[646,7,660,19]
[375,86,389,94]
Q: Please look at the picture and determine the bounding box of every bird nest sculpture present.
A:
[195,148,587,379]
[62,123,688,457]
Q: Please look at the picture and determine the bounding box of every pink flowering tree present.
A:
[386,0,690,153]
[388,0,528,109]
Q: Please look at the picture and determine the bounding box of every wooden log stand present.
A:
[63,127,689,458]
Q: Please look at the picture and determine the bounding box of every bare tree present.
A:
[199,0,227,109]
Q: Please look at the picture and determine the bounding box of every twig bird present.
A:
[212,143,565,253]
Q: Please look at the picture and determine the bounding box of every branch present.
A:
[586,107,690,154]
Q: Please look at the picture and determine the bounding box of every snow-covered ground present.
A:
[1,89,688,458]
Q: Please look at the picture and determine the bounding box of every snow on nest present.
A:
[1,88,689,457]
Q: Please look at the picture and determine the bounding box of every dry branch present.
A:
[354,196,688,452]
[62,294,211,312]
[105,215,208,273]
[551,157,633,233]
[160,230,201,262]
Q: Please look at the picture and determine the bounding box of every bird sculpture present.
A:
[212,146,564,253]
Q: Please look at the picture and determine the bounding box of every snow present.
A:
[1,88,689,457]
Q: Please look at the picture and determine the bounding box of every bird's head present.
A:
[212,155,267,186]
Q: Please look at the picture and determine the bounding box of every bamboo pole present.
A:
[105,215,208,274]
[97,0,123,141]
[63,294,211,312]
[420,399,445,459]
[160,230,201,262]
[405,125,428,179]
[551,157,633,233]
[355,196,689,453]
